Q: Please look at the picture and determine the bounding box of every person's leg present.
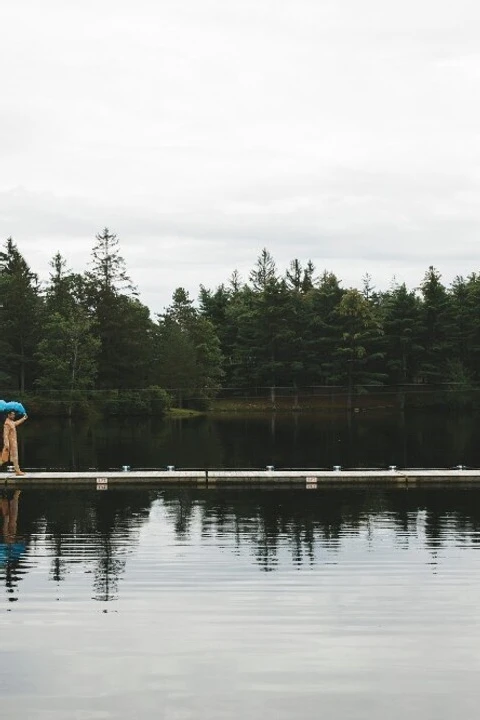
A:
[10,448,24,475]
[8,491,20,535]
[1,496,10,539]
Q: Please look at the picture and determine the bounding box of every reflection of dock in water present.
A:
[4,468,480,486]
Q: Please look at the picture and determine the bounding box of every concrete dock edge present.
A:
[3,468,480,487]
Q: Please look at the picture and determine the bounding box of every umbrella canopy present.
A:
[0,400,27,416]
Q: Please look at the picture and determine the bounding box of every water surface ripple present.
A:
[1,486,479,719]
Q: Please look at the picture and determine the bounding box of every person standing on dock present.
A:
[1,411,28,476]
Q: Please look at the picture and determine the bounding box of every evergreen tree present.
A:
[301,260,316,293]
[305,271,345,385]
[332,289,385,408]
[0,238,42,391]
[249,248,277,291]
[153,288,224,407]
[446,274,480,382]
[199,283,237,385]
[37,252,100,398]
[86,228,136,297]
[285,259,303,292]
[418,266,449,382]
[228,270,242,293]
[45,252,86,317]
[285,259,316,294]
[381,283,423,384]
[225,285,259,388]
[85,228,153,388]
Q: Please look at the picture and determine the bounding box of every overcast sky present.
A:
[1,0,479,313]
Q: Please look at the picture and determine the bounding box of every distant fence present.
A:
[212,383,475,410]
[1,383,477,411]
[216,384,451,398]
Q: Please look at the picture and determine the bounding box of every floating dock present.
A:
[3,468,480,487]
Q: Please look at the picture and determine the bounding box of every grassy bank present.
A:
[168,408,204,418]
[211,387,480,412]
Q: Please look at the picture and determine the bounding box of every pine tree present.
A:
[0,237,42,391]
[37,252,100,399]
[418,266,449,382]
[86,228,136,297]
[381,283,424,385]
[85,228,152,388]
[249,249,277,291]
[305,271,345,385]
[154,288,224,408]
[332,289,385,409]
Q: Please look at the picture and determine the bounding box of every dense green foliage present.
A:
[0,229,220,414]
[1,231,480,411]
[200,254,480,407]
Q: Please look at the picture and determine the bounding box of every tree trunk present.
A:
[347,363,353,412]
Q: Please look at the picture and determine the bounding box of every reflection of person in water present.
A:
[0,489,25,569]
[2,410,28,476]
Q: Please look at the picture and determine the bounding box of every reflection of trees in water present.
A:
[1,490,154,601]
[5,486,480,601]
[27,416,227,471]
[89,493,151,601]
[160,486,480,570]
[162,489,196,538]
[160,489,370,571]
[22,410,480,473]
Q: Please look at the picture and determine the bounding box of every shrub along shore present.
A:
[7,382,477,419]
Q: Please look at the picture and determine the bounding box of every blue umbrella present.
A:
[0,400,27,416]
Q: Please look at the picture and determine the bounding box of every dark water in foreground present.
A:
[1,485,480,719]
[16,410,480,470]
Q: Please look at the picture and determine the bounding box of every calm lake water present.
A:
[3,412,480,718]
[1,485,480,719]
[15,410,480,470]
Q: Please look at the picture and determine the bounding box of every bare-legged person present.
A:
[2,412,28,476]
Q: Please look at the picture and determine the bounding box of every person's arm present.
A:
[14,414,28,427]
[3,422,10,450]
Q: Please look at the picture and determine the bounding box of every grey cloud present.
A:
[1,182,478,315]
[1,0,479,309]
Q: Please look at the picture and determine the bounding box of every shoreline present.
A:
[7,383,477,419]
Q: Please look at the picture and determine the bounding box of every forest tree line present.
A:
[0,229,478,413]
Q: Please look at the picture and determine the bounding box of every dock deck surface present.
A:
[2,468,480,486]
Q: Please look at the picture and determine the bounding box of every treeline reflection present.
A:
[2,487,480,600]
[22,410,480,473]
[161,487,480,569]
[0,489,154,602]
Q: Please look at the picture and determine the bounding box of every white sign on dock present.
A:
[96,477,108,490]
